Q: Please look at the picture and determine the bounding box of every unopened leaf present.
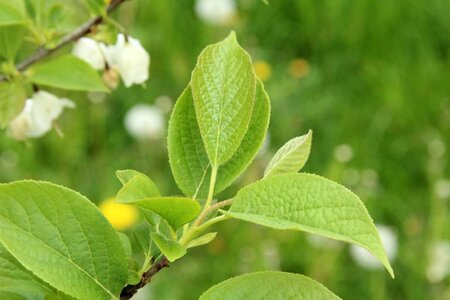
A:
[187,232,217,249]
[0,181,128,299]
[27,55,108,92]
[227,173,394,277]
[200,271,340,300]
[129,197,201,230]
[116,170,160,203]
[191,32,256,166]
[150,233,186,262]
[264,130,312,177]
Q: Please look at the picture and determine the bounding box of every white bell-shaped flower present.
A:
[124,104,164,141]
[350,224,398,270]
[72,37,105,70]
[103,34,150,87]
[427,241,450,282]
[8,91,75,140]
[195,0,236,26]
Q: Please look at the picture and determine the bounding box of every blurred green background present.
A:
[0,0,449,299]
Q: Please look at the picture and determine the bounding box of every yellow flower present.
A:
[253,60,272,82]
[99,198,138,230]
[289,58,310,79]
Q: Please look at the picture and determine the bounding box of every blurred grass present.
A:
[0,0,449,299]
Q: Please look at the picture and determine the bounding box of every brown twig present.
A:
[120,256,170,300]
[0,0,126,83]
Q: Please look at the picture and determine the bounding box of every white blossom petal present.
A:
[72,37,106,70]
[104,34,150,87]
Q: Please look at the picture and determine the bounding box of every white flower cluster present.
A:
[72,34,150,88]
[8,91,75,140]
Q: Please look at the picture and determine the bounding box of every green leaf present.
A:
[264,130,313,178]
[191,31,256,166]
[0,25,25,60]
[0,243,57,299]
[0,81,26,128]
[116,170,160,203]
[186,232,217,249]
[226,173,394,277]
[26,55,108,92]
[150,233,186,262]
[84,0,106,16]
[168,85,211,198]
[168,80,270,198]
[0,181,128,299]
[132,222,155,259]
[199,271,341,300]
[0,3,24,27]
[127,197,201,230]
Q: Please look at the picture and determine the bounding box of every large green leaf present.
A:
[191,32,256,166]
[0,243,57,299]
[150,233,186,262]
[123,197,201,230]
[26,55,108,92]
[168,80,270,199]
[0,3,24,27]
[199,271,340,300]
[0,81,27,128]
[0,181,128,299]
[227,174,394,277]
[264,130,312,178]
[115,170,160,203]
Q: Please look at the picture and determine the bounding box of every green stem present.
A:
[203,165,218,209]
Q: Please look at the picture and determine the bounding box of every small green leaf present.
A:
[84,0,106,16]
[186,232,217,249]
[199,271,341,300]
[0,3,24,27]
[116,170,160,203]
[226,173,394,277]
[264,130,312,177]
[0,81,26,128]
[150,233,186,262]
[0,25,25,60]
[128,197,201,230]
[0,181,128,299]
[26,55,108,92]
[117,233,141,285]
[191,31,256,166]
[168,80,270,198]
[0,243,57,299]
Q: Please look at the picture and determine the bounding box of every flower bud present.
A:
[102,68,120,90]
